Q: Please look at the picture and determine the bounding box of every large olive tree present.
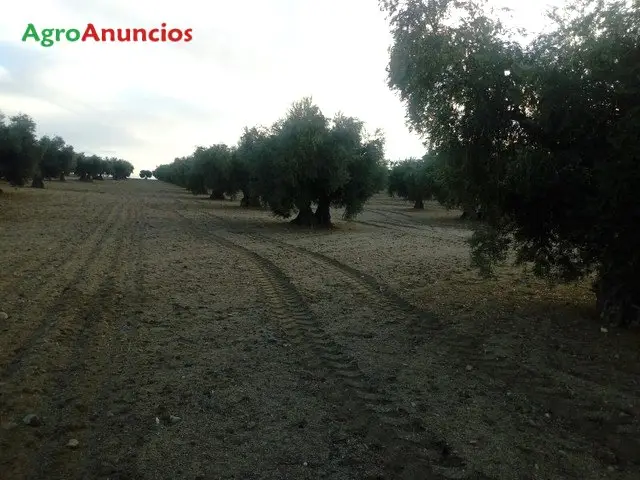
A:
[382,0,640,325]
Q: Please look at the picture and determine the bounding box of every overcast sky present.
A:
[0,0,562,175]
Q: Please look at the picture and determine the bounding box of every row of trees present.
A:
[387,155,482,219]
[154,97,388,226]
[0,111,134,186]
[381,0,640,325]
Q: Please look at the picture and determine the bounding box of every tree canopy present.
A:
[154,97,388,226]
[382,0,640,325]
[0,110,134,186]
[387,155,440,209]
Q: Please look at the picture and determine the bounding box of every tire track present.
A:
[200,210,442,338]
[219,216,628,473]
[76,197,152,480]
[0,200,130,480]
[178,210,490,480]
[0,201,112,293]
[357,208,470,247]
[27,199,146,480]
[367,207,415,222]
[0,200,123,372]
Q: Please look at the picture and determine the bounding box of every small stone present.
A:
[469,439,478,445]
[0,312,8,320]
[303,462,308,467]
[23,414,41,427]
[67,439,79,449]
[170,415,181,424]
[247,421,257,430]
[465,365,473,371]
[600,327,609,333]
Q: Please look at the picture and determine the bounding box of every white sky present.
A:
[0,0,563,175]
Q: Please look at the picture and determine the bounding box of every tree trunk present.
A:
[59,172,66,181]
[314,196,332,226]
[291,203,316,226]
[461,206,483,220]
[209,190,225,200]
[413,198,424,209]
[594,269,639,327]
[240,192,261,208]
[31,176,45,188]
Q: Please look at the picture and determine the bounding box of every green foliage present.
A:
[192,144,233,198]
[382,0,640,324]
[0,109,131,187]
[0,112,40,186]
[253,98,387,224]
[232,127,271,207]
[39,135,75,180]
[154,97,387,226]
[139,169,153,179]
[387,155,439,209]
[110,158,135,180]
[73,155,133,181]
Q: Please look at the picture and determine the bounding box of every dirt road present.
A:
[1,179,638,479]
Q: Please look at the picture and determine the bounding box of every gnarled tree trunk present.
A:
[413,198,424,209]
[291,202,316,226]
[314,196,332,226]
[594,267,639,327]
[461,206,483,220]
[209,190,225,200]
[59,172,66,181]
[31,175,44,188]
[240,191,261,208]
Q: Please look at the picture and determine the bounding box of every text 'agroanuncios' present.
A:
[22,23,193,47]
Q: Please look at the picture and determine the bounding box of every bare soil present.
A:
[0,178,638,480]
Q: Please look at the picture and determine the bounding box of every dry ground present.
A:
[0,178,638,480]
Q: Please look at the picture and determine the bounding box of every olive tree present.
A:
[382,0,640,325]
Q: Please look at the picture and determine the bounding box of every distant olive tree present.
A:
[387,156,439,209]
[153,97,387,227]
[0,112,40,186]
[255,98,387,226]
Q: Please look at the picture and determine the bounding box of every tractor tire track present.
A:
[27,199,147,480]
[201,210,442,338]
[179,210,490,480]
[0,201,113,293]
[24,200,135,480]
[0,200,130,480]
[0,200,123,372]
[76,197,152,480]
[367,207,415,222]
[357,209,470,247]
[218,217,628,472]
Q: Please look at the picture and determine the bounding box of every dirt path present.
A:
[1,179,639,479]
